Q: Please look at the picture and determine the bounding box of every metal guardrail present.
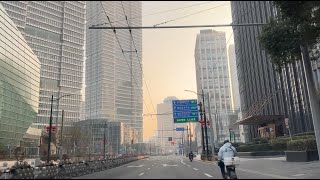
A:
[0,155,148,179]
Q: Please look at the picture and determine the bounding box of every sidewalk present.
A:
[236,157,320,179]
[194,156,320,179]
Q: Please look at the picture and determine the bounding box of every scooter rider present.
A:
[188,151,194,161]
[217,140,237,179]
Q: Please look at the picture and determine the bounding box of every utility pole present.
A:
[59,110,64,160]
[103,122,107,159]
[189,122,192,151]
[186,125,189,153]
[47,95,54,163]
[182,130,184,156]
[202,89,209,159]
[198,101,205,154]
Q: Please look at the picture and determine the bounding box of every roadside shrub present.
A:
[236,143,272,152]
[259,137,270,144]
[270,140,287,151]
[292,135,315,140]
[252,138,260,144]
[287,138,317,151]
[293,131,315,137]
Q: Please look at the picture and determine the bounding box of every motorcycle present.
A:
[223,157,240,179]
[189,156,193,162]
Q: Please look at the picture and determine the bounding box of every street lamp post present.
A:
[47,94,74,163]
[198,102,206,154]
[184,89,210,159]
[47,95,54,163]
[201,89,210,159]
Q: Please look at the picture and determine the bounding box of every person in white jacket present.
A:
[217,140,237,178]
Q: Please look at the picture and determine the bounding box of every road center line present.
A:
[193,168,198,171]
[139,173,144,176]
[204,173,213,177]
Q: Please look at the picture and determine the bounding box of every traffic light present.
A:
[46,126,50,133]
[52,126,56,134]
[168,137,172,141]
[199,120,204,127]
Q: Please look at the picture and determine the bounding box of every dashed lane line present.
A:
[204,173,213,177]
[139,173,144,176]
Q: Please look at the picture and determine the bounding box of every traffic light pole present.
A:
[47,95,54,163]
[59,110,64,160]
[189,122,192,151]
[103,122,107,159]
[198,102,205,154]
[202,89,209,159]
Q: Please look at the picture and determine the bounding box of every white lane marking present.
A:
[127,164,144,168]
[152,165,154,167]
[187,165,190,167]
[139,173,144,176]
[237,168,291,179]
[292,174,305,177]
[180,158,186,165]
[163,164,178,167]
[204,173,213,177]
[147,168,151,170]
[193,168,198,171]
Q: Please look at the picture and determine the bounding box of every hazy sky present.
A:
[142,1,234,141]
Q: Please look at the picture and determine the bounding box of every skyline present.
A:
[142,1,233,141]
[2,1,235,142]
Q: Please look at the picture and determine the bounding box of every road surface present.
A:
[74,155,314,179]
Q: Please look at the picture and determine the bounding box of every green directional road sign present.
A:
[172,99,198,123]
[174,117,198,123]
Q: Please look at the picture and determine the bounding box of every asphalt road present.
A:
[74,155,293,179]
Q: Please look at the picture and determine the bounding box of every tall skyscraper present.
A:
[228,44,240,111]
[231,1,313,140]
[86,2,143,142]
[0,4,41,146]
[194,29,236,143]
[1,1,86,128]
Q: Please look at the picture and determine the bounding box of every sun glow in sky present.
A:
[142,1,234,142]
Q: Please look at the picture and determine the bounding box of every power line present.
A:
[90,1,216,27]
[99,1,154,122]
[120,1,157,115]
[153,3,230,27]
[89,23,266,30]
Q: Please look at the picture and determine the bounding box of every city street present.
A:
[74,155,320,179]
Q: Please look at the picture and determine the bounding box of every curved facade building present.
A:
[0,4,41,146]
[1,1,85,128]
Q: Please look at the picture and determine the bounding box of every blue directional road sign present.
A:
[172,99,198,123]
[175,127,185,131]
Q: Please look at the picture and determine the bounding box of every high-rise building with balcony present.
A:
[0,4,41,146]
[85,1,143,142]
[1,1,86,128]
